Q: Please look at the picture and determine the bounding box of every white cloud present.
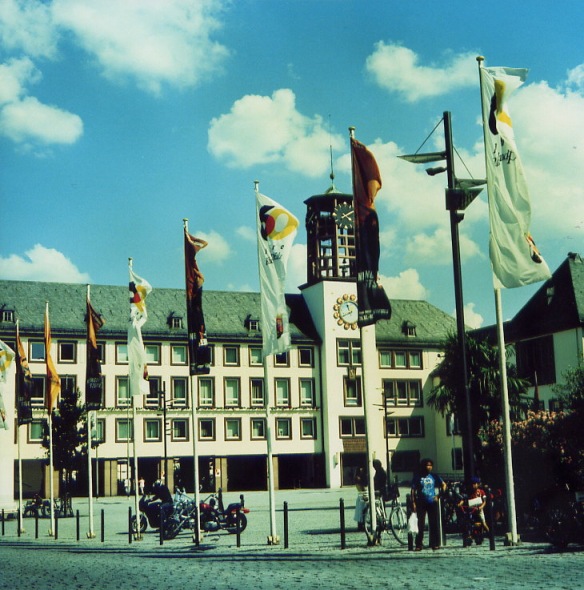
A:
[286,243,307,292]
[0,244,90,283]
[405,228,483,265]
[51,0,229,94]
[191,229,232,264]
[0,95,83,145]
[235,225,256,242]
[208,88,345,177]
[380,268,428,300]
[457,302,484,329]
[366,42,477,102]
[0,0,59,59]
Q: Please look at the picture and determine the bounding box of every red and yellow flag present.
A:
[44,303,61,414]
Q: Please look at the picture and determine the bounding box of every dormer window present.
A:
[0,309,15,323]
[168,314,183,329]
[244,315,260,332]
[402,321,416,338]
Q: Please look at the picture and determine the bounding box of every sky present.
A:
[1,0,583,329]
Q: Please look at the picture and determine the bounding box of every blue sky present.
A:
[1,0,583,329]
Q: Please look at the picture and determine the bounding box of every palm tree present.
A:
[428,333,530,464]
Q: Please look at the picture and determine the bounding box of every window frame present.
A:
[339,416,366,438]
[199,418,215,441]
[198,377,215,408]
[298,347,314,368]
[250,378,265,407]
[58,341,77,363]
[115,418,134,442]
[275,377,290,408]
[29,341,45,362]
[251,418,266,440]
[248,346,263,366]
[172,377,188,408]
[337,339,361,366]
[116,376,130,408]
[144,418,162,442]
[224,377,241,408]
[343,376,362,407]
[171,418,189,442]
[170,344,188,366]
[299,378,315,407]
[300,418,317,439]
[224,418,242,441]
[223,345,240,367]
[275,417,292,440]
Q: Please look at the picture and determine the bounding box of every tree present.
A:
[42,387,87,497]
[428,332,530,471]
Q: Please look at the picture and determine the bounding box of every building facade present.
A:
[0,187,464,498]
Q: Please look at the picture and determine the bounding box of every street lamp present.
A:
[399,111,485,481]
[158,387,169,487]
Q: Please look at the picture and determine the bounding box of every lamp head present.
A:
[426,166,447,176]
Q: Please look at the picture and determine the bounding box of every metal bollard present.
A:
[35,511,39,539]
[17,510,21,538]
[236,510,241,548]
[339,498,346,550]
[159,506,164,546]
[128,507,132,544]
[283,501,289,549]
[1,509,4,536]
[101,509,105,543]
[76,510,80,541]
[55,512,59,540]
[439,496,447,547]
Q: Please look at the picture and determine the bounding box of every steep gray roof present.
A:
[0,280,456,348]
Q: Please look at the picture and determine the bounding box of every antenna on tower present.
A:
[327,114,337,193]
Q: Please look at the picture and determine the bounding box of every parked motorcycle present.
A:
[199,489,249,534]
[541,487,584,549]
[131,495,164,534]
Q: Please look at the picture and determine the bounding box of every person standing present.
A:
[411,458,446,551]
[372,459,388,500]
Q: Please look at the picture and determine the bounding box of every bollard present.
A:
[339,498,346,550]
[35,511,39,539]
[128,507,132,544]
[486,486,496,551]
[55,512,59,540]
[76,510,80,541]
[1,509,4,536]
[283,501,289,549]
[439,495,447,547]
[236,510,241,548]
[406,494,414,551]
[17,510,21,538]
[101,509,105,543]
[192,504,199,546]
[159,506,164,546]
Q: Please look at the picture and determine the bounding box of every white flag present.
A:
[128,267,152,396]
[0,339,15,430]
[480,66,551,288]
[256,192,299,358]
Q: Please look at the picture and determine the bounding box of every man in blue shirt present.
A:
[411,458,446,550]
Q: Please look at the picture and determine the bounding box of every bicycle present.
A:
[362,483,408,545]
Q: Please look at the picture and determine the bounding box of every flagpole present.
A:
[86,285,95,538]
[477,55,518,545]
[348,127,378,541]
[16,321,25,535]
[45,301,56,537]
[184,219,202,545]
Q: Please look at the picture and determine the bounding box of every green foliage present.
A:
[42,387,87,496]
[553,363,584,412]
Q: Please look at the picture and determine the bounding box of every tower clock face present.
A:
[332,203,354,230]
[333,294,358,330]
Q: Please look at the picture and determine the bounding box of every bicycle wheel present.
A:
[389,505,408,545]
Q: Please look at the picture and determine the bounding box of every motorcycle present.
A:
[131,495,164,534]
[541,487,584,549]
[199,489,249,534]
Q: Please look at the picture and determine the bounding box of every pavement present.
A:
[0,487,582,590]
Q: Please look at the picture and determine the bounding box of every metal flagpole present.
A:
[86,285,95,538]
[16,320,25,535]
[46,302,55,537]
[255,180,279,545]
[348,127,377,540]
[477,56,518,545]
[263,356,278,544]
[184,219,202,545]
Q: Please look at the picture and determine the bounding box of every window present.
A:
[446,413,462,436]
[225,418,242,440]
[224,346,240,366]
[250,378,265,407]
[340,417,366,437]
[276,418,291,439]
[172,378,188,407]
[378,349,423,369]
[516,336,556,385]
[300,418,316,439]
[96,342,106,365]
[30,341,45,362]
[171,344,187,365]
[386,417,424,438]
[298,347,314,367]
[549,399,564,412]
[169,316,183,329]
[249,346,262,366]
[199,377,214,407]
[251,418,266,440]
[116,343,128,364]
[344,377,362,407]
[116,377,130,407]
[274,352,288,367]
[337,340,361,366]
[275,378,290,407]
[91,418,105,444]
[451,448,463,470]
[145,377,161,408]
[299,379,315,407]
[116,418,134,442]
[59,342,76,363]
[391,450,420,472]
[29,420,45,443]
[145,344,160,365]
[224,378,240,407]
[172,419,189,442]
[144,419,162,442]
[60,375,77,395]
[0,309,15,323]
[199,418,215,441]
[383,379,423,407]
[31,376,45,407]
